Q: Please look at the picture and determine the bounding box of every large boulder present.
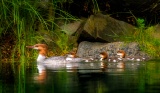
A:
[80,13,135,42]
[60,13,136,43]
[60,20,83,35]
[76,41,150,59]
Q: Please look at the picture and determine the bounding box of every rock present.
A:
[60,20,84,35]
[60,13,136,43]
[76,41,150,59]
[76,13,136,43]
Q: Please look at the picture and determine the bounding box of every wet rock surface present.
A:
[76,41,150,59]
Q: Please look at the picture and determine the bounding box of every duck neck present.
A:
[100,58,103,61]
[37,54,46,63]
[120,55,123,58]
[37,49,47,62]
[66,57,73,61]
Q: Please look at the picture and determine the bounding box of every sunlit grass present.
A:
[0,0,79,61]
[133,19,160,58]
[120,18,160,58]
[0,0,78,92]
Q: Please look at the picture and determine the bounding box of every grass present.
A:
[0,1,160,93]
[0,0,79,61]
[0,0,78,92]
[124,18,160,58]
[0,0,160,59]
[109,11,160,58]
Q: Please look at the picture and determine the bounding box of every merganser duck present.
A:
[99,52,108,61]
[116,50,127,61]
[99,52,121,62]
[26,44,84,70]
[99,52,125,71]
[117,50,146,61]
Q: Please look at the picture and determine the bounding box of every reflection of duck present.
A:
[34,70,46,83]
[117,50,147,61]
[99,52,125,72]
[26,44,84,70]
[116,62,125,69]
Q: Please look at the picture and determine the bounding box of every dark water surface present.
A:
[1,60,160,93]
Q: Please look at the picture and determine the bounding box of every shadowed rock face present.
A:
[76,41,150,59]
[60,13,136,43]
[60,21,83,35]
[81,13,135,42]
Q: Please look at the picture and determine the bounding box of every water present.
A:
[1,60,160,93]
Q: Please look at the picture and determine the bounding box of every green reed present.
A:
[92,0,100,13]
[133,18,160,57]
[1,0,78,92]
[1,0,76,59]
[120,17,160,58]
[1,0,39,60]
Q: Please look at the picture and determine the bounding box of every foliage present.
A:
[1,0,160,60]
[92,0,100,13]
[0,0,79,61]
[131,18,160,57]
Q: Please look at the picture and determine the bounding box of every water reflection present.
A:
[1,60,160,93]
[33,70,46,84]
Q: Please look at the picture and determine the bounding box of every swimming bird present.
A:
[117,50,147,61]
[99,52,108,61]
[99,52,122,62]
[26,44,84,70]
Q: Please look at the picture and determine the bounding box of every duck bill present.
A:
[26,45,34,49]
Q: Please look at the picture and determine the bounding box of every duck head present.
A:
[66,52,77,60]
[26,44,48,62]
[99,52,108,61]
[117,50,125,58]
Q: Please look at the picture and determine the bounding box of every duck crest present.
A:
[34,44,48,56]
[26,44,48,62]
